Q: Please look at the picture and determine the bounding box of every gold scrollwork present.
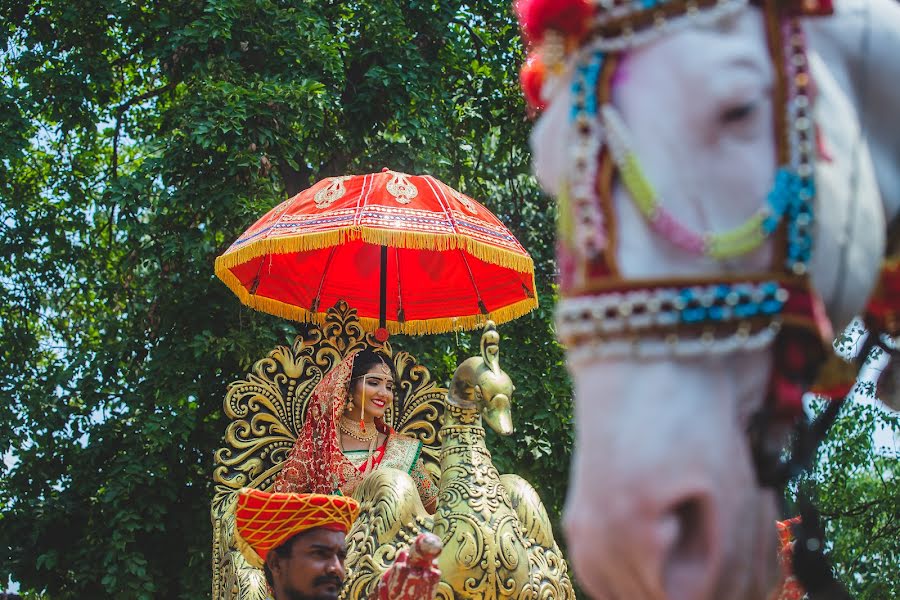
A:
[340,468,434,600]
[425,406,574,599]
[211,301,446,600]
[421,323,574,599]
[445,402,479,426]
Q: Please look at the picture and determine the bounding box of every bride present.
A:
[273,348,438,513]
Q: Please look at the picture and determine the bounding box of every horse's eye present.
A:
[721,102,756,124]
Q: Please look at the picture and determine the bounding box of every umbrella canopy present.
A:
[214,169,538,335]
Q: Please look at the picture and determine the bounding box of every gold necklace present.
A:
[339,417,381,476]
[340,416,377,442]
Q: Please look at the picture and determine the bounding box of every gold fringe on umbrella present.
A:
[215,259,539,336]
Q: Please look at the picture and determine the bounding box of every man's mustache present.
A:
[313,573,343,588]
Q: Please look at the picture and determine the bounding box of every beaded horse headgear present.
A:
[517,0,838,439]
[517,4,893,595]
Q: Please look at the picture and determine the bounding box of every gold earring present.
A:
[345,400,355,413]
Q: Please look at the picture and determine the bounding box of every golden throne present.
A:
[211,301,446,600]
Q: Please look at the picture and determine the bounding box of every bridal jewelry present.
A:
[339,416,380,476]
[359,375,368,433]
[340,415,377,443]
[361,432,378,476]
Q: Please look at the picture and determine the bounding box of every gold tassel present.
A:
[215,246,539,334]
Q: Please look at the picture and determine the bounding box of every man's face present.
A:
[268,528,348,600]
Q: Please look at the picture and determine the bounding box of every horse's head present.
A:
[534,12,782,279]
[531,6,886,326]
[448,321,515,435]
[522,1,894,599]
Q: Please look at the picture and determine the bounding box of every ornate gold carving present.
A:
[314,176,352,208]
[385,171,418,204]
[343,323,575,599]
[340,468,434,600]
[444,402,479,425]
[391,350,446,483]
[433,323,573,599]
[212,312,573,599]
[211,301,445,600]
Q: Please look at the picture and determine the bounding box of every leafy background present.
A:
[0,1,895,598]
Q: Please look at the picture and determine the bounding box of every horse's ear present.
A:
[479,321,501,374]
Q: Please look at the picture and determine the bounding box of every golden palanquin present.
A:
[211,301,446,600]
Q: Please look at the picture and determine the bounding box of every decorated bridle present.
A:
[516,0,863,596]
[521,0,832,411]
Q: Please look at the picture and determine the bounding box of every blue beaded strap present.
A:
[678,281,787,325]
[570,50,604,122]
[554,280,790,337]
[762,169,815,274]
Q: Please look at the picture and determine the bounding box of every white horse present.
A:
[527,0,900,598]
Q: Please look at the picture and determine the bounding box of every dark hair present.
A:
[350,348,397,386]
[263,531,302,587]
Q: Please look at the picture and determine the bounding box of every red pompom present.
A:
[520,53,547,113]
[515,0,594,45]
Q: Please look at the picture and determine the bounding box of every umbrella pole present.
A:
[379,245,388,334]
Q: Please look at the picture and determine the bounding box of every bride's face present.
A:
[349,362,394,421]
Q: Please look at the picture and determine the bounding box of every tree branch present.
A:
[114,82,175,117]
[450,18,485,64]
[820,497,889,519]
[842,513,898,576]
[110,82,175,179]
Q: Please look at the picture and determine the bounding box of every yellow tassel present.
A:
[215,250,540,335]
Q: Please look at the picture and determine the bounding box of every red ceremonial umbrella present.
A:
[214,168,537,336]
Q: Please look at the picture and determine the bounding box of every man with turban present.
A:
[234,488,360,600]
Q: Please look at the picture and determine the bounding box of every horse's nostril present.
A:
[672,498,707,561]
[661,495,717,600]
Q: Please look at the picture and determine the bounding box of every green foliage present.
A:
[1,1,573,597]
[794,343,900,599]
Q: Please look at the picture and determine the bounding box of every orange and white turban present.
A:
[233,487,360,568]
